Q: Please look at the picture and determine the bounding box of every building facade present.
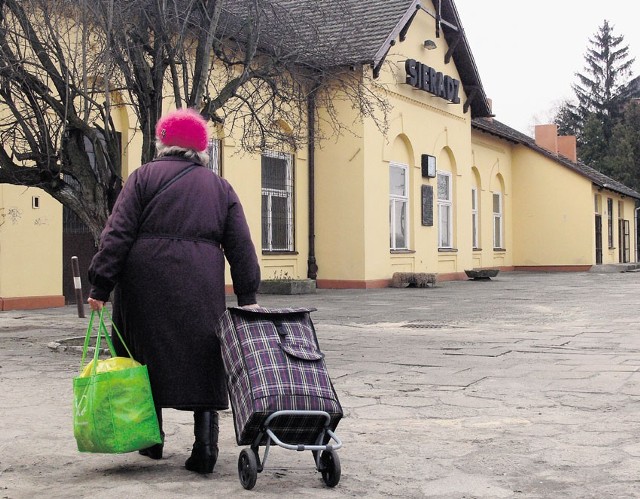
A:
[1,0,638,309]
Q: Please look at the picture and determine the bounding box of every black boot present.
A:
[139,407,164,460]
[185,410,219,474]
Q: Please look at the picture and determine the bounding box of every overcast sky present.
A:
[454,0,640,136]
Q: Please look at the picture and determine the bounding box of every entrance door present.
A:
[595,215,603,264]
[619,219,630,263]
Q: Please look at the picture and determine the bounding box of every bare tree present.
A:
[0,0,389,242]
[0,0,121,241]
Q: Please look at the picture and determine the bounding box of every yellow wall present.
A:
[314,5,488,284]
[221,131,310,282]
[469,131,514,269]
[368,6,490,280]
[511,147,594,266]
[117,102,139,179]
[220,144,265,274]
[0,185,62,306]
[314,91,367,284]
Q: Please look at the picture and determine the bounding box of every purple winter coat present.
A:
[88,156,260,410]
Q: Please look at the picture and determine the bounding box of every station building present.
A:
[1,0,638,310]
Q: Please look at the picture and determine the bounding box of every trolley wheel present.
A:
[238,448,258,490]
[320,449,341,487]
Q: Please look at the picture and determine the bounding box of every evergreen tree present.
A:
[554,20,635,168]
[579,113,609,172]
[574,20,634,128]
[605,101,640,192]
[554,101,581,138]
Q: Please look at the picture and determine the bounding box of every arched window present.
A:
[437,170,453,248]
[493,191,503,249]
[389,162,409,250]
[471,168,481,250]
[471,188,479,249]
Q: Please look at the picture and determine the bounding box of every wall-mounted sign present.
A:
[405,59,461,104]
[421,185,434,226]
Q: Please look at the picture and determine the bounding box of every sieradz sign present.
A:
[405,59,460,104]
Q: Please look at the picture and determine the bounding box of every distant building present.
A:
[619,75,640,101]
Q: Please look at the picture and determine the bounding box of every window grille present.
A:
[63,176,91,234]
[261,152,294,251]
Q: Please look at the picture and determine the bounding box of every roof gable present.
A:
[221,0,492,118]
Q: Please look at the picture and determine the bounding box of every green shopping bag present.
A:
[73,309,162,453]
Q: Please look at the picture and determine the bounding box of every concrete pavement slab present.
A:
[1,271,640,498]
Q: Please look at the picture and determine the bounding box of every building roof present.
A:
[471,118,640,200]
[221,0,492,118]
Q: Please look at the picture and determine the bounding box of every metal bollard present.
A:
[71,256,85,318]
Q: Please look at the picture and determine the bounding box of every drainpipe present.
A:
[307,83,319,280]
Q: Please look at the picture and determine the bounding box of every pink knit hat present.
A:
[155,108,209,152]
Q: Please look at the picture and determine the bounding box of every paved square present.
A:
[1,271,639,497]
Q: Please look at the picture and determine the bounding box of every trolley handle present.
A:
[265,427,342,452]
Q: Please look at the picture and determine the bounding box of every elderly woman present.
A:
[87,108,260,474]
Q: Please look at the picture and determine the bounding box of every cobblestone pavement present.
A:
[1,271,640,498]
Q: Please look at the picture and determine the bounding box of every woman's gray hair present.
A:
[155,140,210,166]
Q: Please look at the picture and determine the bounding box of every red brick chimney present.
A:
[558,135,577,163]
[534,124,558,154]
[534,124,578,163]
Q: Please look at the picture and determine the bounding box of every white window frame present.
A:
[471,187,479,249]
[261,151,294,252]
[437,171,453,249]
[493,192,503,249]
[389,162,409,250]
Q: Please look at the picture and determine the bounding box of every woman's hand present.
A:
[88,298,105,311]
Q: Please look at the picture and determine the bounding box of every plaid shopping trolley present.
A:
[217,306,343,489]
